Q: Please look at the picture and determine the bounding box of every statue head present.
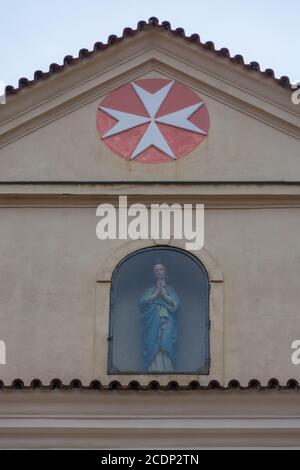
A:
[153,258,166,281]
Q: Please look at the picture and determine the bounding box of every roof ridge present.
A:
[5,17,293,97]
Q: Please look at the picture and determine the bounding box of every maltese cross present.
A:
[99,81,207,160]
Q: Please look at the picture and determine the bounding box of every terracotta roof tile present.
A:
[5,17,293,97]
[0,378,299,392]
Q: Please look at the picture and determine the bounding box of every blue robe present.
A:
[140,286,180,371]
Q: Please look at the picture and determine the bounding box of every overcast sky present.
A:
[0,0,299,87]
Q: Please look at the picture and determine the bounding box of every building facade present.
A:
[0,18,300,448]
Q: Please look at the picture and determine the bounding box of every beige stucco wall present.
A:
[0,28,300,449]
[0,202,299,385]
[0,31,299,388]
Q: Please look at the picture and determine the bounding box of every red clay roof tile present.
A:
[0,378,299,392]
[5,17,293,97]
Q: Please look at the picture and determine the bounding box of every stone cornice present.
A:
[1,384,300,448]
[0,182,299,207]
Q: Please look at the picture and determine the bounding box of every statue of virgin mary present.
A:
[139,260,180,372]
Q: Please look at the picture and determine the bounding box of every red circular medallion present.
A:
[96,79,210,163]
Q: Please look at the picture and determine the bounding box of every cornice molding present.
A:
[0,182,300,207]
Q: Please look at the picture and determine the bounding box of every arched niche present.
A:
[94,240,224,385]
[97,238,223,284]
[107,246,211,375]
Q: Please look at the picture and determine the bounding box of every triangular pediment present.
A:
[0,18,299,182]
